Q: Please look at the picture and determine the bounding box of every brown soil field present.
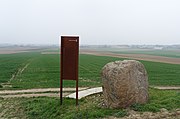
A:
[0,47,39,54]
[80,50,180,64]
[41,50,180,64]
[0,50,28,54]
[2,48,180,64]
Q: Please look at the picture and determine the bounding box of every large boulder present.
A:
[101,60,148,108]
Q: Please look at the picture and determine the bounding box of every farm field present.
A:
[83,48,180,58]
[0,50,180,118]
[0,51,180,89]
[0,52,121,89]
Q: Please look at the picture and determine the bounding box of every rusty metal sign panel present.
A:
[60,36,79,105]
[61,36,79,80]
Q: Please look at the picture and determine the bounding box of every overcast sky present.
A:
[0,0,180,45]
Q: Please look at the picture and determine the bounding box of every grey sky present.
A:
[0,0,180,45]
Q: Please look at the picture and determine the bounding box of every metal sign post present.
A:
[60,36,79,106]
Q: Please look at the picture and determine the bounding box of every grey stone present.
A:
[101,60,149,108]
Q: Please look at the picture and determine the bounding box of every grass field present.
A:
[0,52,180,89]
[0,52,38,84]
[0,51,180,119]
[1,88,179,119]
[22,89,180,119]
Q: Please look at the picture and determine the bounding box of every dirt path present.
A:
[0,93,69,98]
[81,51,180,64]
[0,87,88,95]
[11,59,35,81]
[0,87,88,98]
[0,86,179,99]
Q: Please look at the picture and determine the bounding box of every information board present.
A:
[60,36,79,105]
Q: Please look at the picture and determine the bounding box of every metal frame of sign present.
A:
[60,36,79,106]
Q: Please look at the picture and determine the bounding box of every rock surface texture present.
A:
[101,60,148,108]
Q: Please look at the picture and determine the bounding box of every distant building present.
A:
[154,47,163,50]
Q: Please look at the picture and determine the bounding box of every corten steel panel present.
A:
[61,36,79,80]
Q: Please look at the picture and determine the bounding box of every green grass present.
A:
[141,60,180,86]
[131,88,180,112]
[0,52,38,84]
[11,53,60,89]
[0,95,127,119]
[0,51,179,118]
[22,97,127,119]
[0,97,27,119]
[0,52,180,89]
[17,89,179,119]
[10,54,121,89]
[0,86,179,118]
